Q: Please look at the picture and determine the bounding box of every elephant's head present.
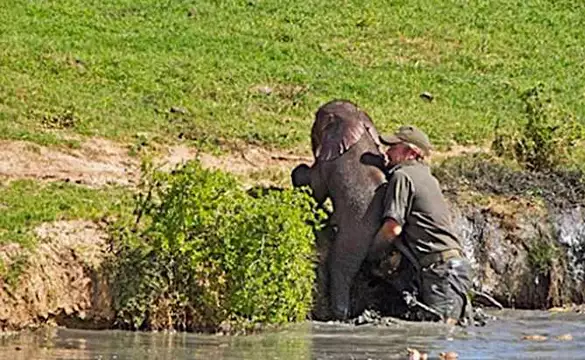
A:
[311,100,382,162]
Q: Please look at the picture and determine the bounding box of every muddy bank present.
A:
[1,153,584,332]
[0,221,114,331]
[436,154,585,309]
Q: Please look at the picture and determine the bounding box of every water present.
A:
[2,310,584,360]
[556,206,585,282]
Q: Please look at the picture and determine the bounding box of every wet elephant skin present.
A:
[292,100,387,320]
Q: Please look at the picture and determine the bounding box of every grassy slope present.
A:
[1,0,584,149]
[0,181,130,246]
[0,0,584,247]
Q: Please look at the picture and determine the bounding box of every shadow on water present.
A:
[3,310,585,360]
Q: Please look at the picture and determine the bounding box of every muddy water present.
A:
[1,310,584,360]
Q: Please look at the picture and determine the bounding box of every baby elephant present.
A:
[292,99,387,320]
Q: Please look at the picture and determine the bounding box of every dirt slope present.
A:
[0,138,312,187]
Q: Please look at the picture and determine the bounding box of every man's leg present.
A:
[419,257,472,324]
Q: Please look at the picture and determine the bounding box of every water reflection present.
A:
[0,325,312,360]
[2,310,585,360]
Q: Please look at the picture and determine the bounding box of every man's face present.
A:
[384,142,412,167]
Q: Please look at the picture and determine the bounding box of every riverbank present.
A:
[1,137,584,333]
[0,136,314,333]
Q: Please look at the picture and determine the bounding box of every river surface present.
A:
[1,310,584,360]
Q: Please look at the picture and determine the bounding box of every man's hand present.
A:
[367,218,402,262]
[371,251,403,278]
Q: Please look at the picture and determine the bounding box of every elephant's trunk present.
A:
[291,164,311,187]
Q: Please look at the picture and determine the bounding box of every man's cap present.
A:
[380,125,433,156]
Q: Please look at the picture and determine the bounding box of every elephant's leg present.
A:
[312,224,335,320]
[313,249,331,320]
[328,230,369,320]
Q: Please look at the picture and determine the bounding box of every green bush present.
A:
[492,85,585,172]
[108,161,320,333]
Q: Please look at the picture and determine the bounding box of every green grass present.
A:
[1,0,584,149]
[0,180,130,246]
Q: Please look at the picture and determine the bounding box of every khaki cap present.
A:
[380,125,433,156]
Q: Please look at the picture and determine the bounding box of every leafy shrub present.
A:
[108,161,321,333]
[492,85,585,172]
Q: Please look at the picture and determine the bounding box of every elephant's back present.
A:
[322,134,386,229]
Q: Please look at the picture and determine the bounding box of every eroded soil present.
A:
[0,221,113,331]
[0,138,312,188]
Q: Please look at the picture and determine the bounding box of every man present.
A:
[368,125,472,325]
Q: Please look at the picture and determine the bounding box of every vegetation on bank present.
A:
[432,87,585,307]
[493,85,585,173]
[107,161,321,332]
[1,0,584,150]
[435,84,585,206]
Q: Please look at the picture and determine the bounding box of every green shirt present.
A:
[383,160,462,260]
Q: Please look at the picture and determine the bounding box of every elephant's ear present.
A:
[312,100,382,161]
[358,110,382,148]
[316,116,364,161]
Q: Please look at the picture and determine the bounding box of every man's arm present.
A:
[367,218,402,261]
[367,171,414,262]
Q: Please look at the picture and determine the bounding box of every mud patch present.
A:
[162,144,310,179]
[439,153,585,309]
[0,139,138,187]
[0,138,312,188]
[435,153,585,208]
[0,136,484,189]
[0,221,113,331]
